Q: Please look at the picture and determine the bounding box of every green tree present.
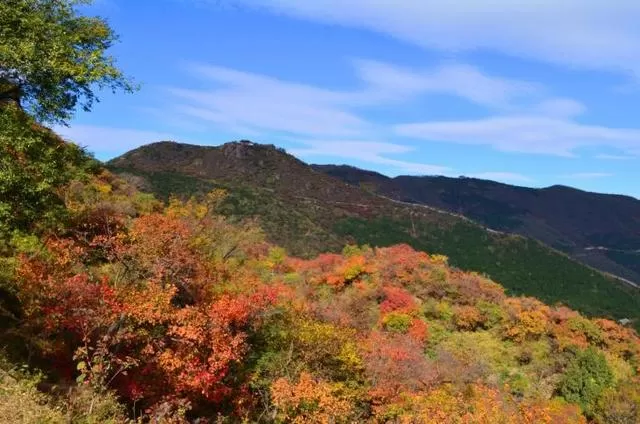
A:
[559,347,614,415]
[0,0,135,238]
[0,106,97,240]
[0,0,136,124]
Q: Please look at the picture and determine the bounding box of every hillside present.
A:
[7,2,640,421]
[3,130,640,422]
[314,165,640,285]
[2,117,639,421]
[108,141,640,328]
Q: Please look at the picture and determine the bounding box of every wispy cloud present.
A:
[160,58,640,167]
[52,125,185,158]
[394,116,640,157]
[289,140,451,175]
[168,64,371,138]
[161,60,549,171]
[532,98,587,119]
[352,60,538,109]
[223,0,640,77]
[167,60,540,139]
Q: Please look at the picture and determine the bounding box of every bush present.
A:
[559,347,614,414]
[383,312,412,333]
[0,367,65,423]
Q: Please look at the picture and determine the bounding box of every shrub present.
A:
[559,347,614,414]
[383,312,412,333]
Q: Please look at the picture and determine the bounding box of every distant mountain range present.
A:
[313,165,640,285]
[108,140,640,327]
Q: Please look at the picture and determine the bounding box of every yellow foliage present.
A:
[376,384,585,424]
[271,373,354,423]
[94,181,112,194]
[603,351,634,384]
[296,320,363,373]
[505,298,550,342]
[430,254,449,266]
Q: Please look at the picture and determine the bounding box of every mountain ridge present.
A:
[314,163,640,284]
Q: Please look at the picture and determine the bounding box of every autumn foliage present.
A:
[3,171,640,423]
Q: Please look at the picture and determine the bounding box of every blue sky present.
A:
[55,0,640,198]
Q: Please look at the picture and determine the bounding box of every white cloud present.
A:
[52,125,184,157]
[352,60,538,109]
[289,140,451,175]
[169,64,370,138]
[532,98,586,118]
[162,60,551,170]
[224,0,640,77]
[167,60,539,140]
[162,59,640,162]
[394,116,640,156]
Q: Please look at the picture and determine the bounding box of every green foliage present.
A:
[559,347,614,414]
[438,331,518,378]
[336,217,640,331]
[0,355,126,423]
[267,246,287,266]
[342,244,370,257]
[567,316,604,345]
[422,299,454,323]
[505,372,530,397]
[605,250,640,276]
[253,314,364,386]
[477,300,506,329]
[0,107,97,240]
[0,358,65,423]
[0,0,136,124]
[382,312,412,333]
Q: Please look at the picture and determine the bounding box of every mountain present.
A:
[313,165,640,285]
[9,143,640,421]
[108,140,640,328]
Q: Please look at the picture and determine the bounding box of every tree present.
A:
[0,108,97,239]
[0,0,136,124]
[559,347,614,415]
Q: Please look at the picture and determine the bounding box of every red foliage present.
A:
[374,244,431,284]
[380,286,418,315]
[361,332,436,402]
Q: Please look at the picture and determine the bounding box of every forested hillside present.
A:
[314,165,640,285]
[3,1,640,422]
[109,141,640,329]
[3,132,640,421]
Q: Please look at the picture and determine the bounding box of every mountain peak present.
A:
[108,140,370,204]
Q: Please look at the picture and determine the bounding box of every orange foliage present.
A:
[408,319,429,344]
[11,188,640,422]
[271,372,354,423]
[595,318,640,361]
[453,305,484,331]
[504,297,551,342]
[377,384,585,424]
